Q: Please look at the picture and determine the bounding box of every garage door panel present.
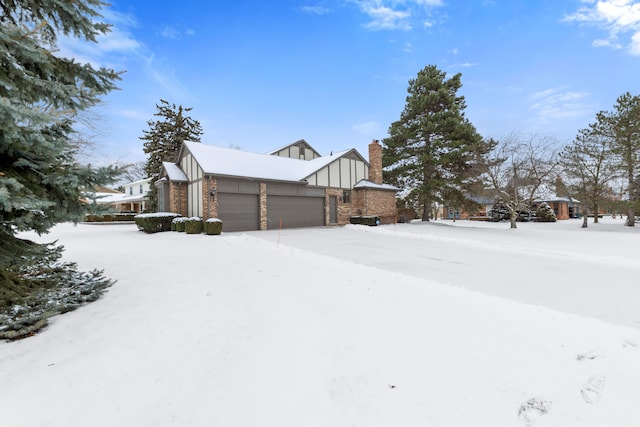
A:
[267,196,324,229]
[217,193,259,232]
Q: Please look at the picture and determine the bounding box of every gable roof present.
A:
[180,141,366,184]
[162,161,188,182]
[267,139,321,158]
[353,179,400,192]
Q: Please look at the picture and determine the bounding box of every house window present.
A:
[342,190,351,203]
[139,184,143,194]
[129,187,133,195]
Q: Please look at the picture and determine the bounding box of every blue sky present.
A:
[60,0,640,164]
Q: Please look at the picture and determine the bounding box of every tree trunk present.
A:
[510,210,517,229]
[582,216,588,228]
[626,207,635,226]
[593,202,599,224]
[422,200,430,221]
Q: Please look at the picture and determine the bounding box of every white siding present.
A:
[329,162,340,188]
[316,169,329,187]
[290,146,300,159]
[339,158,350,188]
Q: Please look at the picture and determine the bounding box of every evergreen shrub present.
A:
[205,218,223,235]
[135,213,180,233]
[174,217,186,232]
[185,217,204,234]
[535,202,557,222]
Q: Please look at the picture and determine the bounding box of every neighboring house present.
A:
[156,139,399,231]
[443,196,494,220]
[88,178,151,213]
[532,197,580,220]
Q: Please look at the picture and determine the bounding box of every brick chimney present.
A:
[368,139,383,184]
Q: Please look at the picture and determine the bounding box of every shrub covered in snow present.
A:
[0,238,113,340]
[135,212,180,233]
[489,200,510,222]
[172,216,187,232]
[185,217,204,234]
[204,218,223,235]
[535,202,557,222]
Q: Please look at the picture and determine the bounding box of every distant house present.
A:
[89,178,151,213]
[532,197,580,220]
[156,139,399,231]
[443,195,494,220]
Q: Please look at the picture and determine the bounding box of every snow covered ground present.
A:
[2,218,640,426]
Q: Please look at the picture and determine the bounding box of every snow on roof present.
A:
[163,162,188,182]
[353,179,400,191]
[266,139,319,156]
[184,141,354,183]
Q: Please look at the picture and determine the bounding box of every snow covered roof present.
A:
[267,139,321,157]
[182,141,359,183]
[162,161,188,182]
[353,179,400,191]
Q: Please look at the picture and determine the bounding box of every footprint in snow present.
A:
[576,349,602,361]
[622,339,638,349]
[518,397,551,427]
[581,375,605,405]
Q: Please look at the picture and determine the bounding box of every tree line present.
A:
[383,65,640,229]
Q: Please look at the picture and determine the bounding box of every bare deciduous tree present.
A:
[485,134,560,229]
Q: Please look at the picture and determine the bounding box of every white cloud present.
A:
[160,26,180,39]
[56,9,141,68]
[353,0,445,31]
[529,87,594,120]
[144,54,192,101]
[362,4,412,30]
[563,0,640,55]
[352,120,382,136]
[300,5,331,15]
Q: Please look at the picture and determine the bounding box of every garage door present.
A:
[267,196,324,230]
[217,193,259,232]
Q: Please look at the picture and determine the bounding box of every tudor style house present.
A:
[156,139,399,231]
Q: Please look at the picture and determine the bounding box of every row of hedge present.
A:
[134,213,223,235]
[349,216,380,226]
[171,217,223,235]
[85,213,137,222]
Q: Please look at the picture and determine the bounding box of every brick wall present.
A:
[353,188,397,224]
[202,177,218,219]
[260,183,267,230]
[368,140,383,184]
[169,182,188,217]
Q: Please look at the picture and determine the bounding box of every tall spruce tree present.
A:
[383,65,490,220]
[594,92,640,226]
[141,100,203,210]
[0,0,122,338]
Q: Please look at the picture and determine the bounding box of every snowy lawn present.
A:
[2,218,640,426]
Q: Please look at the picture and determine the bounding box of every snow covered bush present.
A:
[135,213,181,233]
[185,217,204,234]
[489,200,510,221]
[205,218,223,235]
[0,238,113,340]
[171,216,186,231]
[535,202,557,222]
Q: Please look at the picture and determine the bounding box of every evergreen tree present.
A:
[535,202,557,222]
[560,125,617,227]
[383,65,490,221]
[141,100,203,210]
[1,0,121,338]
[594,92,640,226]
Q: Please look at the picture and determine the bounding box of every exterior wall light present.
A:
[210,189,216,197]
